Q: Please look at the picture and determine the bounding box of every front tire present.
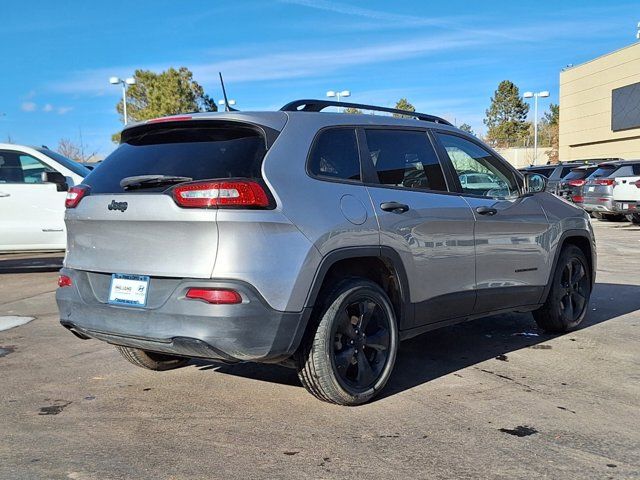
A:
[533,245,591,333]
[296,278,398,405]
[115,346,190,371]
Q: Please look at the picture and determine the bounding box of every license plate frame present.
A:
[108,273,150,308]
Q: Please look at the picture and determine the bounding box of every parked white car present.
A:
[0,144,90,252]
[611,162,640,222]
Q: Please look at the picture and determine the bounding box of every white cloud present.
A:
[21,102,37,112]
[43,104,54,112]
[57,107,73,115]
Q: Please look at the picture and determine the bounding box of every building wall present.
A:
[495,147,552,168]
[559,42,640,161]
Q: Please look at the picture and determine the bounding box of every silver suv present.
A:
[56,100,596,405]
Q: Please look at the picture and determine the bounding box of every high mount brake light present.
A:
[147,115,193,124]
[65,186,89,208]
[172,180,270,208]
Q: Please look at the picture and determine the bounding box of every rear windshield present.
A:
[83,123,267,194]
[588,164,640,180]
[564,167,596,181]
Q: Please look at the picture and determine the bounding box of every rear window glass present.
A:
[564,168,596,181]
[588,166,617,179]
[610,164,640,177]
[83,124,267,193]
[308,128,361,181]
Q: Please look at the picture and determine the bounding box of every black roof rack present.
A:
[280,99,453,126]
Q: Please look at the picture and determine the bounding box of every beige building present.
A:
[560,42,640,161]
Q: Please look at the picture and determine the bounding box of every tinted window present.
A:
[610,164,640,177]
[0,151,54,184]
[437,133,519,198]
[588,166,617,179]
[365,129,447,191]
[308,128,360,181]
[523,167,554,177]
[564,167,597,181]
[83,124,267,194]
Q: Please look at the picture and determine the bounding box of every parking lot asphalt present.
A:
[0,220,639,480]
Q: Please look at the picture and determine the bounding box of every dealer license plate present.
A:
[108,274,150,307]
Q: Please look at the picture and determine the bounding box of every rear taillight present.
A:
[185,288,242,304]
[65,186,89,208]
[634,180,640,189]
[172,180,270,208]
[568,179,586,187]
[572,195,584,203]
[58,275,72,288]
[595,178,615,186]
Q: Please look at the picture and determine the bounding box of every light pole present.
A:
[109,76,136,125]
[326,90,351,102]
[523,90,550,164]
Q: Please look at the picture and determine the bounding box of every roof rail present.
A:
[280,99,453,126]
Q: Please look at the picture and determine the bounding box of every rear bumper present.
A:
[612,201,639,214]
[56,268,310,363]
[582,197,614,212]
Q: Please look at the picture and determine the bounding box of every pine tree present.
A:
[484,80,529,147]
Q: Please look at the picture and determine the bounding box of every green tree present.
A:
[113,67,217,141]
[393,98,416,118]
[343,107,362,114]
[458,123,475,136]
[540,103,559,163]
[483,80,529,147]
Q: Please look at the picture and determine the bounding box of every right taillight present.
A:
[568,179,586,187]
[65,185,89,208]
[634,180,640,189]
[595,178,615,186]
[172,180,270,208]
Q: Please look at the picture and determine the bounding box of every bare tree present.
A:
[57,138,97,163]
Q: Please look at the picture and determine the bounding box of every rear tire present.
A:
[533,245,591,333]
[115,346,190,371]
[296,278,398,406]
[626,213,640,224]
[601,213,626,222]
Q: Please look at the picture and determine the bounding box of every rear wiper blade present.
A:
[120,175,193,190]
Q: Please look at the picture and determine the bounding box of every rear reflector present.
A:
[65,186,89,208]
[568,179,586,187]
[58,275,72,288]
[185,288,242,304]
[172,180,269,208]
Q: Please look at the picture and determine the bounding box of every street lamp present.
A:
[326,90,351,102]
[523,90,550,164]
[109,76,136,125]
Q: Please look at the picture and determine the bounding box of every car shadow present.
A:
[0,254,64,274]
[192,282,640,398]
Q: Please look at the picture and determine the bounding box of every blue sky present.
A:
[1,0,638,156]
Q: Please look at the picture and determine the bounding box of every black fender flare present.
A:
[303,246,413,330]
[539,229,596,304]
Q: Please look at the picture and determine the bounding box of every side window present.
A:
[436,133,519,198]
[308,128,361,182]
[365,129,447,191]
[0,151,53,184]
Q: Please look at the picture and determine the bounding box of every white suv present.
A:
[611,162,640,222]
[0,144,89,252]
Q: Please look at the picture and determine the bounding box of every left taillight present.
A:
[568,179,586,187]
[58,275,72,288]
[65,185,89,208]
[172,180,270,209]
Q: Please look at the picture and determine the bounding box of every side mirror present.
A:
[42,171,69,192]
[523,173,546,194]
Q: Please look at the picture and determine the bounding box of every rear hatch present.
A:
[583,164,620,202]
[611,163,640,203]
[65,117,280,278]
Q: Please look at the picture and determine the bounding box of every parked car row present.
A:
[520,159,640,223]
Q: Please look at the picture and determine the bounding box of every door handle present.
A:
[476,206,497,216]
[380,201,410,213]
[0,192,10,198]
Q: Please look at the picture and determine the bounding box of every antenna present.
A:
[218,72,237,112]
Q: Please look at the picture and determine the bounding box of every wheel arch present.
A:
[540,229,596,304]
[303,247,412,330]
